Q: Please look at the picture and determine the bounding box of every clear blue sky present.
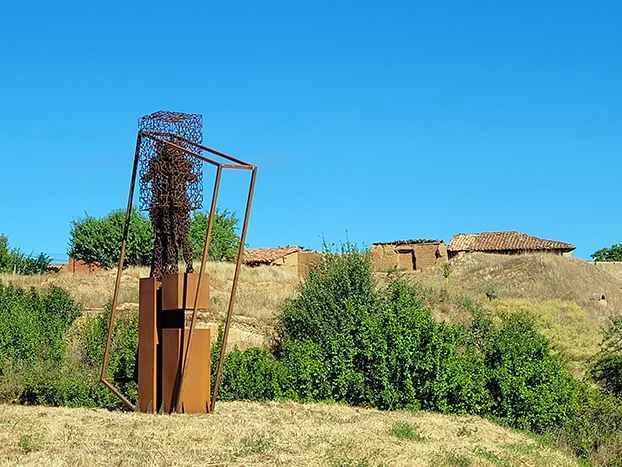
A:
[1,1,620,261]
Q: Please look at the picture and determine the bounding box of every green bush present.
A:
[591,319,622,396]
[484,313,580,432]
[221,246,598,459]
[81,308,138,402]
[553,387,622,466]
[68,208,240,268]
[0,235,51,275]
[218,347,285,401]
[0,284,80,363]
[274,247,492,413]
[0,284,135,409]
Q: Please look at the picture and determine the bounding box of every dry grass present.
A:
[430,253,622,320]
[0,401,577,466]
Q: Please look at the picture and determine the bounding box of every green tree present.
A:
[0,234,51,274]
[189,210,240,261]
[68,210,152,269]
[0,235,9,271]
[591,243,622,262]
[68,208,240,268]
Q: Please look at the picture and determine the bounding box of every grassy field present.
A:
[0,401,577,466]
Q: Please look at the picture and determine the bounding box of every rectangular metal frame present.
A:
[100,130,257,413]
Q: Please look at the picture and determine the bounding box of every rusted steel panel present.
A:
[138,277,158,413]
[161,273,210,311]
[161,328,182,414]
[179,328,211,414]
[161,328,211,414]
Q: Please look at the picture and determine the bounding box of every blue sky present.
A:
[0,1,620,261]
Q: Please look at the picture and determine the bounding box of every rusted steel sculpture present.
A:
[100,111,257,414]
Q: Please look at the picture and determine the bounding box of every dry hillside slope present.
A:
[0,402,577,466]
[438,253,622,320]
[0,263,299,349]
[417,253,622,375]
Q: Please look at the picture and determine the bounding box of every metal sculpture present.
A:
[138,112,203,279]
[100,111,257,414]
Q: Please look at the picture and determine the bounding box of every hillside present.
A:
[428,253,622,320]
[2,253,621,372]
[0,401,576,466]
[0,263,299,350]
[415,253,622,375]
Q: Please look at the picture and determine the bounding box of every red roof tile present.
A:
[448,231,575,253]
[243,246,302,265]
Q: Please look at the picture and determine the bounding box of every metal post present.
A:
[100,132,142,411]
[174,165,223,411]
[210,167,257,412]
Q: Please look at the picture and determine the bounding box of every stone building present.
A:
[447,231,575,258]
[370,239,448,272]
[243,246,322,279]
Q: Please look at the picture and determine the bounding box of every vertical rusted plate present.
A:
[161,273,209,311]
[138,277,158,413]
[161,328,182,414]
[179,328,211,414]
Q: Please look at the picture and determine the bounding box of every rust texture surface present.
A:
[161,272,210,311]
[139,111,203,280]
[138,277,158,413]
[101,110,257,414]
[161,328,211,414]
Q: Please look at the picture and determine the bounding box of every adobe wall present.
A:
[267,251,323,279]
[370,243,448,272]
[370,244,401,272]
[67,257,102,274]
[273,252,299,277]
[297,251,323,279]
[413,243,448,270]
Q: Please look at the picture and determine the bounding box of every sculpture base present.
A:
[137,273,211,414]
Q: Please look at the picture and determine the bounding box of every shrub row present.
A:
[0,284,133,409]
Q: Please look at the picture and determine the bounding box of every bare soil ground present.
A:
[0,401,576,466]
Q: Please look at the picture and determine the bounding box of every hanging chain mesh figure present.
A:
[138,111,203,280]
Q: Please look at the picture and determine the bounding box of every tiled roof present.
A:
[243,246,302,265]
[373,239,444,246]
[448,231,575,253]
